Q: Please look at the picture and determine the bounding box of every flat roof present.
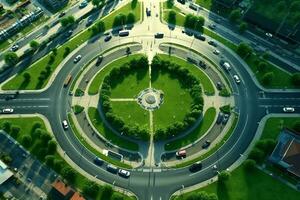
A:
[0,160,13,185]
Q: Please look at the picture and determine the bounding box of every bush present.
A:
[257,61,268,72]
[168,10,176,24]
[236,42,252,58]
[261,72,274,85]
[4,52,18,66]
[45,155,55,167]
[82,181,99,198]
[248,147,265,163]
[243,159,256,171]
[131,0,137,9]
[61,167,76,182]
[293,121,300,132]
[47,140,57,154]
[220,104,231,114]
[218,171,230,183]
[2,121,12,133]
[229,9,241,23]
[111,193,124,200]
[73,105,84,114]
[101,185,113,199]
[291,73,300,86]
[11,125,20,138]
[21,135,32,148]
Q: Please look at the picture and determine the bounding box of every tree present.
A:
[261,72,274,85]
[21,135,32,148]
[243,159,256,171]
[291,73,300,86]
[167,0,174,8]
[47,140,57,154]
[97,21,105,33]
[23,72,31,82]
[218,171,230,183]
[293,120,300,132]
[113,14,126,28]
[60,16,75,27]
[2,121,11,133]
[229,9,241,23]
[168,10,176,25]
[82,181,99,198]
[30,40,40,50]
[53,159,63,172]
[40,132,52,144]
[248,147,265,163]
[64,46,71,56]
[126,12,135,25]
[236,42,252,58]
[61,167,76,182]
[52,48,57,56]
[131,0,137,9]
[11,125,20,138]
[257,61,268,72]
[238,22,248,33]
[111,193,124,200]
[92,0,101,7]
[45,155,55,167]
[4,52,19,66]
[186,191,218,200]
[101,185,113,199]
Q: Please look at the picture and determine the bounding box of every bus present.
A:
[64,74,72,87]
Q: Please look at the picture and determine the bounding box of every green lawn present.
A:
[88,54,144,95]
[165,107,216,151]
[110,67,149,98]
[2,2,141,90]
[157,54,215,95]
[87,107,139,151]
[152,72,193,131]
[110,101,149,129]
[195,0,213,9]
[172,117,300,199]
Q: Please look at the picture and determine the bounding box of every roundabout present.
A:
[0,1,299,200]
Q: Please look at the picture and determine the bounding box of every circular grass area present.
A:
[92,54,215,141]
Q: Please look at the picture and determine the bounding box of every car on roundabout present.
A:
[213,49,220,55]
[106,164,119,174]
[94,157,103,166]
[62,120,69,130]
[283,107,295,113]
[202,140,211,149]
[74,55,82,63]
[233,75,241,84]
[118,169,131,178]
[189,161,202,172]
[176,150,186,158]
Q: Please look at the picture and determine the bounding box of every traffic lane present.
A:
[258,98,300,107]
[264,92,300,99]
[262,105,300,114]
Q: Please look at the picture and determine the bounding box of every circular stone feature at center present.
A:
[137,88,164,111]
[145,94,156,104]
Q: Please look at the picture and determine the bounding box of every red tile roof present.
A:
[70,192,85,200]
[52,180,73,196]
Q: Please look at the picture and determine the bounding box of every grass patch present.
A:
[87,107,139,151]
[2,2,141,90]
[68,114,132,169]
[110,101,149,129]
[165,107,216,151]
[174,114,237,168]
[157,54,215,95]
[88,54,144,95]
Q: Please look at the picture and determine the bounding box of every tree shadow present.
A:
[216,181,230,200]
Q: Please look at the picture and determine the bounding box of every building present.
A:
[41,0,68,10]
[49,179,85,200]
[269,129,300,178]
[0,160,13,185]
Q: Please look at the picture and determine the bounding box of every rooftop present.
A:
[0,160,13,185]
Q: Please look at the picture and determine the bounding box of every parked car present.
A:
[213,49,220,55]
[208,40,217,47]
[208,24,216,30]
[198,60,207,69]
[177,0,186,4]
[222,114,229,125]
[2,108,14,114]
[146,8,151,16]
[58,12,66,18]
[79,0,88,8]
[233,75,241,84]
[194,34,206,41]
[216,82,223,90]
[187,57,197,65]
[94,157,104,166]
[11,44,19,51]
[118,169,130,178]
[154,32,164,38]
[283,107,295,113]
[265,32,273,38]
[106,164,118,174]
[119,30,129,37]
[95,55,103,66]
[74,55,82,63]
[104,34,112,42]
[189,161,202,172]
[176,150,186,158]
[216,112,224,124]
[62,120,68,130]
[202,140,211,149]
[66,30,73,37]
[86,19,93,27]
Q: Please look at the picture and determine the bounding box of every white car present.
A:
[283,107,295,113]
[118,169,130,178]
[266,32,273,38]
[233,75,241,84]
[222,62,231,71]
[62,120,69,130]
[74,55,82,63]
[2,108,14,114]
[213,49,220,55]
[11,44,19,51]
